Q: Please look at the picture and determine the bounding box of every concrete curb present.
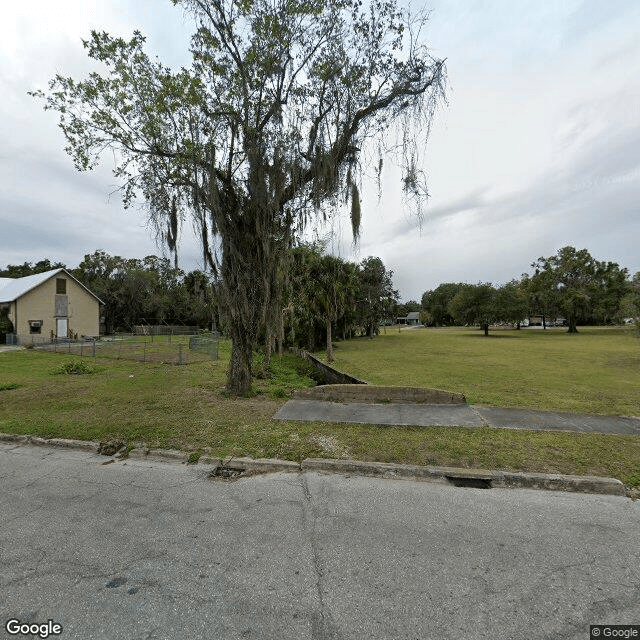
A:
[127,447,189,463]
[0,432,100,453]
[0,433,629,497]
[300,459,627,496]
[221,457,301,473]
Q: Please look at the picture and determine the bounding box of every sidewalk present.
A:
[274,398,640,435]
[0,345,22,353]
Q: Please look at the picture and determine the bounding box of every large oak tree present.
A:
[32,0,446,393]
[531,247,629,333]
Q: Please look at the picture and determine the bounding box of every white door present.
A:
[56,318,68,339]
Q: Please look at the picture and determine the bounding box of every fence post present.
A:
[144,342,147,363]
[93,340,96,358]
[178,343,183,365]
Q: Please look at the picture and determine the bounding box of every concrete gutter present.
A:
[0,432,101,453]
[0,432,630,498]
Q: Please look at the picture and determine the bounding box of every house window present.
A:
[56,278,66,294]
[29,320,42,334]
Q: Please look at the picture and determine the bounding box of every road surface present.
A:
[1,443,638,639]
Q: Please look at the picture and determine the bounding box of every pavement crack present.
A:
[1,548,47,589]
[546,557,598,578]
[299,474,344,640]
[2,502,48,526]
[470,405,490,426]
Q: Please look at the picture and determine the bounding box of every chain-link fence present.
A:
[33,334,220,365]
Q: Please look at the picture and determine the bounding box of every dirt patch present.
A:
[313,435,350,458]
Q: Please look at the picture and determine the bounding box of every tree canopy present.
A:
[421,247,634,334]
[0,259,66,278]
[283,244,397,358]
[447,283,497,336]
[32,0,446,393]
[421,282,465,326]
[531,247,629,333]
[73,250,218,332]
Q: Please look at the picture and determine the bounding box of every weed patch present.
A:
[55,360,97,375]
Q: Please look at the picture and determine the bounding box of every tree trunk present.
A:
[482,322,489,336]
[227,334,253,395]
[326,317,334,363]
[277,306,284,356]
[219,220,263,395]
[264,327,272,367]
[567,316,579,333]
[218,146,288,395]
[308,324,315,352]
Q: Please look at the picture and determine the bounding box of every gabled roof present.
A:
[0,268,104,304]
[406,311,421,320]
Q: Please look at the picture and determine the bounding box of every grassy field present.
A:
[325,325,640,416]
[0,327,639,487]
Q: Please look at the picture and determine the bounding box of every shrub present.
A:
[56,360,96,375]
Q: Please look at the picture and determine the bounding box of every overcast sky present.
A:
[2,0,640,301]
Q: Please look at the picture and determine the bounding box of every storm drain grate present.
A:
[445,476,492,489]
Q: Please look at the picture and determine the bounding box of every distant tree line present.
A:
[421,246,640,335]
[1,245,399,360]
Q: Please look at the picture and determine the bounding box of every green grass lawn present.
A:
[324,325,640,416]
[0,327,639,488]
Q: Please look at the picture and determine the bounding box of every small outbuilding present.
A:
[0,268,103,344]
[405,311,421,325]
[395,311,421,326]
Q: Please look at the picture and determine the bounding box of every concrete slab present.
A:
[473,406,640,435]
[274,398,484,427]
[274,398,640,435]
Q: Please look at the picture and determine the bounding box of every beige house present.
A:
[0,268,102,343]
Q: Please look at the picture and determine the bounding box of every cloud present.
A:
[2,0,640,299]
[355,76,640,299]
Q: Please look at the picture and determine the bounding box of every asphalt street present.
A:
[1,443,639,640]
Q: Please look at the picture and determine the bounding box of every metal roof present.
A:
[0,269,104,304]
